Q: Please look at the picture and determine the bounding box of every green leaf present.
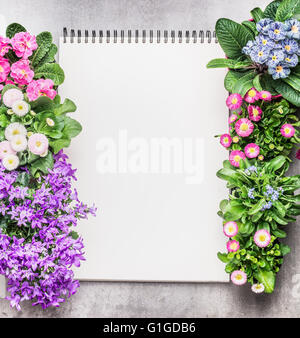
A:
[279,243,291,256]
[248,199,266,215]
[272,228,287,238]
[31,32,53,67]
[15,172,30,186]
[266,155,287,172]
[233,71,256,96]
[253,74,263,91]
[207,58,252,69]
[283,74,300,92]
[251,8,264,23]
[54,98,77,115]
[215,18,254,59]
[49,138,71,154]
[0,113,9,128]
[34,63,65,85]
[260,74,278,96]
[224,204,245,221]
[70,231,79,240]
[217,252,230,263]
[273,79,300,106]
[30,96,56,113]
[63,116,82,139]
[6,23,26,38]
[241,21,258,35]
[30,152,54,176]
[35,43,58,68]
[264,1,282,20]
[276,0,300,21]
[254,269,275,293]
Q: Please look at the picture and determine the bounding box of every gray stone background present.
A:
[0,0,300,318]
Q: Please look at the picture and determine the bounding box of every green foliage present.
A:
[34,63,65,85]
[275,0,300,21]
[251,8,264,23]
[6,23,26,38]
[215,18,254,60]
[206,58,252,69]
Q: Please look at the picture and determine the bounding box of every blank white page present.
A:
[59,36,228,282]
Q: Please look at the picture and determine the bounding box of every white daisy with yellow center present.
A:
[251,283,265,294]
[2,154,20,171]
[12,100,29,117]
[5,123,27,141]
[46,118,55,127]
[10,134,28,152]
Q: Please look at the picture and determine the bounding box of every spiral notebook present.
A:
[59,29,229,282]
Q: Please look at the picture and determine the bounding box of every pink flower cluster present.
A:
[0,33,57,101]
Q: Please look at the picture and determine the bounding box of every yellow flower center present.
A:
[12,129,20,135]
[272,55,277,61]
[0,65,3,72]
[235,274,242,280]
[36,141,42,147]
[292,25,298,33]
[233,136,239,143]
[253,108,259,116]
[258,51,264,57]
[16,139,22,145]
[262,39,267,45]
[234,155,241,163]
[285,45,291,51]
[8,159,13,165]
[228,226,234,233]
[249,148,255,153]
[240,123,249,131]
[231,98,238,104]
[274,29,280,34]
[248,89,256,97]
[230,242,238,250]
[276,66,283,73]
[259,235,266,242]
[285,57,291,62]
[284,127,291,134]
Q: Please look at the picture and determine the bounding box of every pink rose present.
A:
[27,79,57,101]
[10,59,34,85]
[0,57,10,83]
[11,32,38,59]
[0,36,12,57]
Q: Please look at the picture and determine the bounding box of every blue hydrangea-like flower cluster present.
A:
[242,18,300,79]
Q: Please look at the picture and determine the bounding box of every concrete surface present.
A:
[0,0,300,318]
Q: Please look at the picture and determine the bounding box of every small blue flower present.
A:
[268,63,291,79]
[250,46,270,64]
[283,53,298,68]
[268,22,287,41]
[255,35,276,49]
[271,191,279,201]
[267,49,285,67]
[265,185,274,195]
[281,38,299,54]
[248,188,255,199]
[257,19,273,35]
[285,19,300,40]
[242,40,256,55]
[278,187,284,192]
[261,201,273,211]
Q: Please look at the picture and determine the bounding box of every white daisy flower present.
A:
[30,110,36,116]
[46,118,55,127]
[10,135,28,152]
[12,100,29,117]
[6,109,14,115]
[5,123,27,141]
[251,283,265,294]
[2,154,19,171]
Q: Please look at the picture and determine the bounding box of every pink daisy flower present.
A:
[220,133,232,148]
[0,141,16,159]
[231,270,247,286]
[0,57,10,83]
[227,240,240,252]
[244,143,260,158]
[26,79,57,101]
[244,88,259,103]
[0,36,11,57]
[28,133,49,156]
[258,155,264,161]
[223,221,239,237]
[254,229,271,248]
[226,93,243,110]
[235,118,254,137]
[228,114,238,124]
[248,105,262,122]
[229,150,246,168]
[11,32,38,59]
[280,123,295,138]
[10,59,34,85]
[259,91,272,101]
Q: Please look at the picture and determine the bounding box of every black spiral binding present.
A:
[63,28,218,44]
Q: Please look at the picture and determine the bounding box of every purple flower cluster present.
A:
[0,151,96,310]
